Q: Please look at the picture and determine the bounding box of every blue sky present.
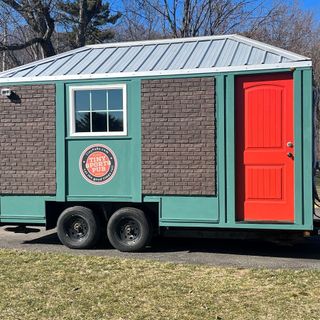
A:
[301,0,320,13]
[109,0,320,20]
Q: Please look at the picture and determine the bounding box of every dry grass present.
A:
[0,249,319,320]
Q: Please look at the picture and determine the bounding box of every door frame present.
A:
[216,68,313,230]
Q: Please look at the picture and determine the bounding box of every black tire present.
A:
[57,206,101,249]
[107,207,152,252]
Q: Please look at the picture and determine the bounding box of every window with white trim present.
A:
[70,84,127,136]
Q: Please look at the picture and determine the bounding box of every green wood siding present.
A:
[64,79,142,202]
[0,196,54,224]
[0,67,314,231]
[159,196,218,225]
[56,82,66,201]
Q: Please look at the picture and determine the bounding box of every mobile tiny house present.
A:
[0,35,314,251]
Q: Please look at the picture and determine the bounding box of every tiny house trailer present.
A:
[0,35,315,251]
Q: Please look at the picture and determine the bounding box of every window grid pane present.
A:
[92,112,108,132]
[74,88,125,134]
[76,112,90,132]
[91,90,107,111]
[109,111,124,132]
[108,89,123,111]
[75,91,90,112]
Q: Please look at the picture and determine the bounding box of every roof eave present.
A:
[231,34,310,61]
[0,60,312,84]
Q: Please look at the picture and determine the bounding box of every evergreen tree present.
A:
[58,0,121,47]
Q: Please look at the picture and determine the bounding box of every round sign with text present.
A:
[79,144,117,185]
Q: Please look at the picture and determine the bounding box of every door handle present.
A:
[287,141,294,147]
[287,152,293,158]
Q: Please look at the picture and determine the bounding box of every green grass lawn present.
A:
[0,249,319,320]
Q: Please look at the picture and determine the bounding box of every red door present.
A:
[235,73,294,222]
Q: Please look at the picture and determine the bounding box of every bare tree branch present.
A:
[0,36,44,51]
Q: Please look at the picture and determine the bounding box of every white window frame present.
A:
[69,84,127,137]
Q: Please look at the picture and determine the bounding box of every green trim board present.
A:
[0,196,54,224]
[143,196,162,202]
[225,74,236,225]
[56,82,66,201]
[159,221,311,230]
[66,195,133,202]
[130,79,142,203]
[293,70,303,225]
[0,218,45,224]
[66,136,133,141]
[302,68,313,228]
[216,75,227,225]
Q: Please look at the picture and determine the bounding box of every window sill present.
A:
[65,136,133,141]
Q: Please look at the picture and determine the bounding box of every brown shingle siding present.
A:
[0,84,56,194]
[141,77,216,195]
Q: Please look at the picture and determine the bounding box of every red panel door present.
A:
[235,73,294,222]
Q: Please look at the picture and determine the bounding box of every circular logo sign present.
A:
[79,144,117,185]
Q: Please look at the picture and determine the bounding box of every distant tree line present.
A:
[0,0,319,80]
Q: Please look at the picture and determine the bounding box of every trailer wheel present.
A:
[107,207,152,252]
[57,206,101,249]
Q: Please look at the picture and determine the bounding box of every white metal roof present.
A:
[0,34,311,83]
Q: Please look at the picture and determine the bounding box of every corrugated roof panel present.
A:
[94,46,130,73]
[123,45,156,72]
[64,49,106,75]
[137,44,170,71]
[37,50,88,76]
[0,34,311,81]
[0,72,11,78]
[0,71,13,78]
[109,45,144,73]
[230,43,252,66]
[281,57,291,63]
[152,43,183,70]
[198,39,226,68]
[215,39,238,67]
[247,47,266,65]
[61,49,95,75]
[265,52,281,64]
[25,61,56,76]
[182,40,212,69]
[79,48,115,74]
[10,66,36,78]
[0,47,87,78]
[167,41,198,69]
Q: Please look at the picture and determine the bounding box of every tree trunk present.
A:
[77,0,88,47]
[182,0,191,37]
[39,39,56,58]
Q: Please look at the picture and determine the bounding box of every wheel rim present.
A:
[64,216,89,242]
[117,218,141,245]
